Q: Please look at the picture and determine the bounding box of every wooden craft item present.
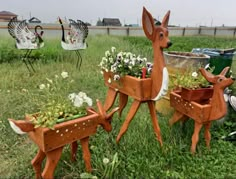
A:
[103,7,172,145]
[8,100,118,179]
[169,67,235,153]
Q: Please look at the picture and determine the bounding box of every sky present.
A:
[2,0,236,27]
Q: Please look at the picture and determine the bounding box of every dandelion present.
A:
[103,158,110,165]
[39,84,46,90]
[61,71,69,79]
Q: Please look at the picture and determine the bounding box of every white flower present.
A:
[111,46,116,53]
[108,78,111,83]
[39,84,46,90]
[55,75,59,78]
[68,93,76,101]
[100,71,104,75]
[114,74,120,81]
[103,158,110,165]
[61,71,69,79]
[73,95,84,107]
[84,96,93,106]
[105,50,110,57]
[192,72,198,78]
[78,91,87,98]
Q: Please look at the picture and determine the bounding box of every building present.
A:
[102,18,121,26]
[28,17,41,23]
[0,11,17,22]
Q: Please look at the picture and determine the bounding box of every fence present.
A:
[1,22,236,38]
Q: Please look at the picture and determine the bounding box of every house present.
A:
[28,17,41,23]
[102,18,121,26]
[0,11,17,22]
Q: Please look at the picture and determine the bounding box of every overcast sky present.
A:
[2,0,236,27]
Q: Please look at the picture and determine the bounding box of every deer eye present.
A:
[218,78,223,82]
[159,32,164,39]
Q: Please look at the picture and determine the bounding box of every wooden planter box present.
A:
[103,71,152,101]
[181,87,213,102]
[25,109,99,152]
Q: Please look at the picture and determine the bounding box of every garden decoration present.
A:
[169,66,235,153]
[8,100,118,179]
[102,7,172,145]
[8,17,44,73]
[58,17,88,69]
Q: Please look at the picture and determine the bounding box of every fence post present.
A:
[107,27,110,35]
[127,27,130,36]
[214,27,217,37]
[182,27,185,36]
[234,27,236,38]
[198,27,201,35]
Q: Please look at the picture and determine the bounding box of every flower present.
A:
[103,158,110,165]
[99,47,152,81]
[61,71,69,78]
[29,72,93,129]
[170,67,214,90]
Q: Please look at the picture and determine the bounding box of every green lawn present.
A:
[0,35,236,178]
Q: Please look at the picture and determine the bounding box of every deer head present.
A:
[200,66,235,120]
[200,67,235,90]
[142,7,172,50]
[142,7,172,101]
[96,99,119,132]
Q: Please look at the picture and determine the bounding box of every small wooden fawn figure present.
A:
[169,67,235,153]
[8,100,118,179]
[103,7,172,145]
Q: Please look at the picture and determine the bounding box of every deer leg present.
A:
[42,147,63,179]
[70,141,78,162]
[116,99,141,143]
[104,87,118,111]
[119,93,128,117]
[204,122,211,149]
[169,110,188,126]
[31,149,46,179]
[191,122,203,154]
[147,101,163,146]
[80,137,92,172]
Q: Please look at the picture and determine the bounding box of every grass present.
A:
[0,35,236,178]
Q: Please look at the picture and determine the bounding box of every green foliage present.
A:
[0,35,236,178]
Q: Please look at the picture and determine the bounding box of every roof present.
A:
[102,18,121,26]
[0,11,17,16]
[29,17,41,23]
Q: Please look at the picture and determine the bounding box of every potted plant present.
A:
[169,66,214,102]
[99,47,153,100]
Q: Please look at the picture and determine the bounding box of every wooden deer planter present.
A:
[103,7,172,145]
[8,100,118,179]
[169,67,235,153]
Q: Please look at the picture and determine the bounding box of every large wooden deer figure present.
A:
[169,67,235,153]
[103,7,172,145]
[8,100,118,179]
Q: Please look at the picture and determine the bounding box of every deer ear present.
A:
[142,7,155,41]
[220,66,230,76]
[199,68,215,83]
[161,10,170,28]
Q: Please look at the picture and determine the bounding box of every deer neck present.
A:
[151,46,168,101]
[209,87,227,120]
